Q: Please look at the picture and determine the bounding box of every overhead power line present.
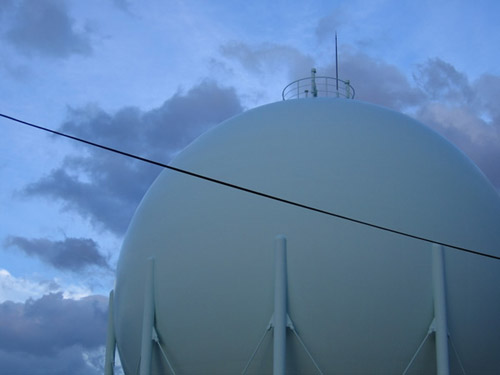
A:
[1,112,499,261]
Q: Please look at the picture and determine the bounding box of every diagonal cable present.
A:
[1,112,499,261]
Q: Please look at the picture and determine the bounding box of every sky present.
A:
[0,0,499,374]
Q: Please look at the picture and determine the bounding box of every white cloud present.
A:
[0,269,92,303]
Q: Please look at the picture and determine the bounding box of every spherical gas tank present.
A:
[114,98,500,374]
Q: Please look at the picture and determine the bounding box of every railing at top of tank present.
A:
[282,76,355,100]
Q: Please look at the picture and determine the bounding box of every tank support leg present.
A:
[104,290,116,375]
[273,235,287,375]
[243,236,322,374]
[140,257,155,375]
[432,244,449,375]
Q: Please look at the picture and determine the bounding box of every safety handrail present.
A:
[282,76,355,100]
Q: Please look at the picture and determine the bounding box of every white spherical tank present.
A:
[113,98,500,374]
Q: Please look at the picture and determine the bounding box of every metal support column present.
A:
[140,257,155,375]
[273,235,287,375]
[104,289,116,375]
[432,244,449,375]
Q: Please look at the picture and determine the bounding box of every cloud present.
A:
[112,0,131,12]
[23,161,151,235]
[22,80,243,235]
[325,50,425,110]
[0,346,103,375]
[5,0,92,58]
[0,293,107,375]
[307,52,500,191]
[0,269,58,303]
[417,103,490,145]
[5,236,110,272]
[411,58,500,191]
[413,58,474,102]
[416,102,500,190]
[220,41,314,81]
[0,269,93,303]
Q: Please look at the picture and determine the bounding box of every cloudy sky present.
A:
[1,0,499,373]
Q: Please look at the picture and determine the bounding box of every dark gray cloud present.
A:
[417,102,500,189]
[0,293,107,375]
[313,52,499,191]
[326,50,426,110]
[59,80,243,158]
[410,59,500,191]
[409,58,499,186]
[413,58,474,102]
[22,81,243,235]
[5,0,92,58]
[23,157,154,235]
[220,41,425,112]
[5,236,110,272]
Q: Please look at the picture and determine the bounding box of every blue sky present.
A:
[1,0,499,373]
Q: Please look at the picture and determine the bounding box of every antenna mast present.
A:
[335,32,339,92]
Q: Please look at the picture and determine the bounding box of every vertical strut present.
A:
[273,235,287,375]
[104,290,116,375]
[432,244,449,375]
[140,257,155,375]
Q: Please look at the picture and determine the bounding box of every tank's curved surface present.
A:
[114,98,500,374]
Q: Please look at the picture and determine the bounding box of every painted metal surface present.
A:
[104,290,116,375]
[139,257,155,375]
[113,99,500,374]
[432,244,449,375]
[273,236,287,375]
